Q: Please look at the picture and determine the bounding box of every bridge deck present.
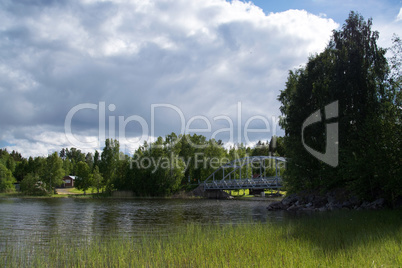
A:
[203,177,282,190]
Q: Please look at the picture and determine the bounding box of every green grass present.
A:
[63,187,85,194]
[0,192,70,198]
[226,189,252,196]
[1,210,401,267]
[0,192,18,197]
[226,189,286,197]
[59,187,101,194]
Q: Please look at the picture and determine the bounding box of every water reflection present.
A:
[0,197,286,247]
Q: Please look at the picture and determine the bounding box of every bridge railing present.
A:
[203,176,283,190]
[201,156,286,190]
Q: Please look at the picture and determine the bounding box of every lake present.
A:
[0,197,286,251]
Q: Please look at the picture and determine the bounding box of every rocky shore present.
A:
[267,189,388,211]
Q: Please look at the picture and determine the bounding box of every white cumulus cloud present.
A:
[0,0,339,157]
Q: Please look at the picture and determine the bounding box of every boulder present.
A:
[318,206,327,212]
[326,202,342,211]
[267,201,287,211]
[359,201,371,210]
[282,194,299,206]
[300,207,316,212]
[266,189,389,212]
[311,196,328,208]
[365,198,385,210]
[287,204,302,211]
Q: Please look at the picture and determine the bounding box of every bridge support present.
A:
[192,185,232,199]
[204,189,232,199]
[249,189,264,196]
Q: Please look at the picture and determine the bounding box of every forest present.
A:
[278,12,401,205]
[0,135,284,196]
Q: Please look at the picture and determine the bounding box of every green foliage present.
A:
[278,12,401,201]
[92,166,103,194]
[93,150,100,171]
[59,147,87,176]
[75,161,93,195]
[44,152,65,191]
[270,136,285,156]
[20,173,49,196]
[0,163,16,192]
[127,136,185,196]
[32,156,47,179]
[100,139,120,193]
[1,132,287,197]
[62,159,71,176]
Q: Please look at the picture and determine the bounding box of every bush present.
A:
[0,163,16,192]
[20,173,50,196]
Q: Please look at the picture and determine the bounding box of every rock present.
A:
[267,201,286,211]
[358,199,386,210]
[327,193,337,205]
[312,196,327,208]
[342,196,360,209]
[341,201,352,208]
[282,194,298,206]
[338,196,360,209]
[368,198,385,209]
[267,189,390,212]
[306,195,315,203]
[360,201,371,209]
[301,207,316,211]
[349,196,361,207]
[327,202,342,211]
[287,204,301,211]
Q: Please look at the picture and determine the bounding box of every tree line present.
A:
[278,12,401,204]
[0,135,284,196]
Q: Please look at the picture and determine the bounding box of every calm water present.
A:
[0,197,285,252]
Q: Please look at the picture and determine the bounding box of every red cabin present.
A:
[62,175,76,188]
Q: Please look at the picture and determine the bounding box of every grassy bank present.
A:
[0,188,101,198]
[63,187,102,194]
[0,192,81,198]
[1,210,401,267]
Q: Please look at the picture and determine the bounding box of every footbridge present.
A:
[201,156,286,191]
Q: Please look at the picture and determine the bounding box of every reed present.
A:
[1,210,401,267]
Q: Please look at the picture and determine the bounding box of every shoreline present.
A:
[0,190,285,201]
[267,189,402,211]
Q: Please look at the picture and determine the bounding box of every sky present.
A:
[0,0,401,157]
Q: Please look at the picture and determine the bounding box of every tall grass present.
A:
[1,210,401,267]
